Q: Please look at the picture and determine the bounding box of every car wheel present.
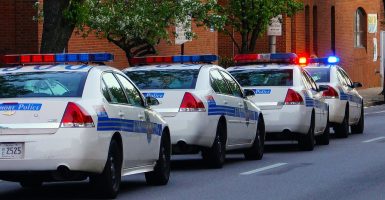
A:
[20,180,43,188]
[90,139,122,199]
[244,115,265,160]
[202,121,226,168]
[299,113,315,151]
[316,113,330,145]
[351,103,364,134]
[145,131,171,185]
[334,106,349,138]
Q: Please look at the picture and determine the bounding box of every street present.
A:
[0,104,384,200]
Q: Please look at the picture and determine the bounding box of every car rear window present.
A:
[230,69,293,86]
[305,68,330,83]
[0,71,88,98]
[125,69,199,89]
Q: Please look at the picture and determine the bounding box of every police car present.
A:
[0,53,171,198]
[123,55,265,168]
[227,53,329,151]
[304,56,364,138]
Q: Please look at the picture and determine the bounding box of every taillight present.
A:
[284,89,304,105]
[179,92,206,112]
[61,102,95,128]
[322,86,339,98]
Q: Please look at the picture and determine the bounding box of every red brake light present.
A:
[322,86,339,98]
[61,102,95,128]
[284,89,304,105]
[179,92,206,112]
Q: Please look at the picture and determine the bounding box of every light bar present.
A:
[310,56,340,64]
[1,53,114,65]
[234,53,297,64]
[297,57,309,65]
[128,55,218,66]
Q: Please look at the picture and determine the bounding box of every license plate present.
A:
[0,143,24,159]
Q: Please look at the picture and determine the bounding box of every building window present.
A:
[313,6,318,55]
[355,8,367,48]
[331,6,335,54]
[305,5,310,54]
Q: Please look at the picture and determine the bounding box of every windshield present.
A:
[125,69,199,89]
[305,68,330,83]
[0,71,88,98]
[230,69,293,86]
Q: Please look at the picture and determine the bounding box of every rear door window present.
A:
[125,69,199,89]
[115,73,144,107]
[102,72,128,104]
[219,71,243,98]
[0,71,87,98]
[210,69,231,95]
[230,69,293,86]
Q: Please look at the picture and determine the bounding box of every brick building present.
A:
[0,0,384,88]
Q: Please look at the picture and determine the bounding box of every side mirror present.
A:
[318,85,329,92]
[244,89,255,97]
[352,82,362,88]
[146,96,160,106]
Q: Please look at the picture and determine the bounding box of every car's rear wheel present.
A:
[244,115,265,160]
[334,106,349,138]
[90,139,122,199]
[299,113,315,151]
[145,131,171,185]
[351,103,364,134]
[316,113,330,145]
[202,121,226,168]
[19,180,43,188]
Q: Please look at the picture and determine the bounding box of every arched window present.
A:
[355,8,367,48]
[305,5,310,54]
[331,6,335,54]
[313,6,318,55]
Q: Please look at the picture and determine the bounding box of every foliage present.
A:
[215,0,303,54]
[219,56,235,69]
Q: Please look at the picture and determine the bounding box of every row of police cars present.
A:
[0,52,363,198]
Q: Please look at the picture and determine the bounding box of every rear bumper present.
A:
[262,105,311,135]
[162,112,217,148]
[0,129,108,174]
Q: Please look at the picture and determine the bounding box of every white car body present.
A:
[124,64,262,153]
[0,65,169,184]
[305,64,363,131]
[228,64,329,143]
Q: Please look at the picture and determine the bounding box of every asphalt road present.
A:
[0,104,385,199]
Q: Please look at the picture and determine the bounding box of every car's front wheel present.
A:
[202,121,226,168]
[316,113,330,145]
[244,115,265,160]
[299,113,315,151]
[334,106,349,138]
[351,103,364,134]
[145,130,171,185]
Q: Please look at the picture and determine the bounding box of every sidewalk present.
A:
[357,87,384,107]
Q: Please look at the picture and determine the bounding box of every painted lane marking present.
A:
[240,163,288,175]
[365,110,385,115]
[362,137,385,143]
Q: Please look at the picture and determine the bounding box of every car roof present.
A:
[227,64,300,71]
[0,64,120,74]
[123,64,206,71]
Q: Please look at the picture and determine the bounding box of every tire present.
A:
[145,131,171,185]
[202,121,226,168]
[244,115,265,160]
[20,180,43,188]
[334,105,349,138]
[351,103,364,134]
[298,112,315,151]
[316,113,330,145]
[90,139,122,199]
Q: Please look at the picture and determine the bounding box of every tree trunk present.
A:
[40,0,75,53]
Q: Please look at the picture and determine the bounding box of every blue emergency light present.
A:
[1,53,114,65]
[310,56,340,64]
[129,55,218,66]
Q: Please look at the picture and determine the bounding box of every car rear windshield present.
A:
[0,71,88,98]
[230,69,293,86]
[305,68,330,83]
[125,69,199,89]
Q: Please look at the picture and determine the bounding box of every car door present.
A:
[219,70,254,146]
[338,68,360,122]
[115,73,159,165]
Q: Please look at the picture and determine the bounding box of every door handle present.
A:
[223,100,228,105]
[118,111,124,117]
[238,102,244,107]
[138,114,145,120]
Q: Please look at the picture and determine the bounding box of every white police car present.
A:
[304,56,364,138]
[123,55,265,168]
[0,53,170,198]
[227,53,329,151]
